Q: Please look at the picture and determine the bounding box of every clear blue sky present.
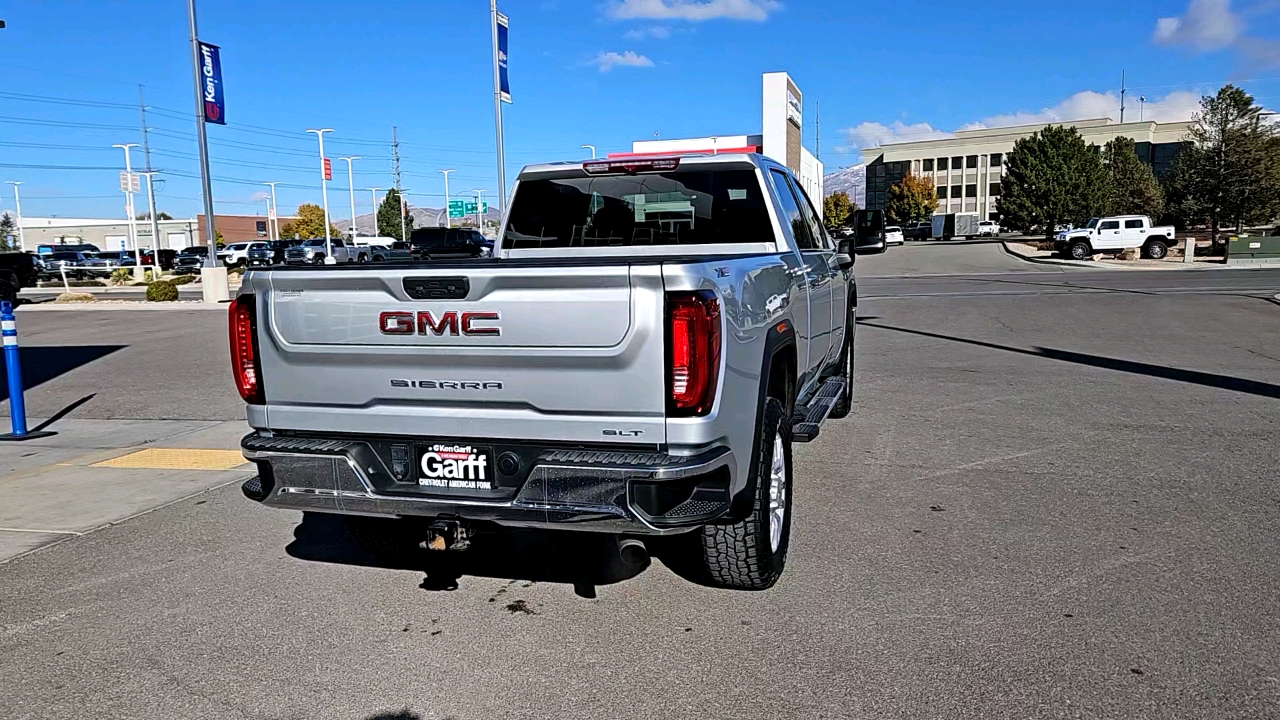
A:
[0,0,1276,220]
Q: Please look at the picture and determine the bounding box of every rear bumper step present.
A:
[240,433,736,535]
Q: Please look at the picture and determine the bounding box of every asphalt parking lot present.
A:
[2,244,1279,719]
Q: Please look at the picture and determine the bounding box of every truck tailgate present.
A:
[252,263,668,444]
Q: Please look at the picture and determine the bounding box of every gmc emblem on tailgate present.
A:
[379,311,501,336]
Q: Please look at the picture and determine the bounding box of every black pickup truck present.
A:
[0,252,40,303]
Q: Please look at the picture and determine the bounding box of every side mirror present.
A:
[854,237,887,255]
[836,252,854,270]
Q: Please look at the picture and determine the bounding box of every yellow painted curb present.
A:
[91,448,249,471]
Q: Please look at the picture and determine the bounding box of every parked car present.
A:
[139,248,178,270]
[42,251,92,279]
[235,152,870,590]
[884,226,904,246]
[36,242,99,259]
[904,220,933,240]
[283,238,358,265]
[385,241,414,261]
[173,246,213,275]
[351,236,401,262]
[409,227,492,260]
[80,250,138,276]
[0,252,40,303]
[218,242,269,267]
[978,220,1001,237]
[1054,215,1176,260]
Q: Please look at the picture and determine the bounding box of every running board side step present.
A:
[791,377,846,443]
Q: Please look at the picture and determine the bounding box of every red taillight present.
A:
[666,291,720,416]
[228,295,263,404]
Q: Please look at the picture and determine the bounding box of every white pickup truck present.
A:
[1055,215,1176,260]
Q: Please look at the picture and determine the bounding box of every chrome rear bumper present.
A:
[241,433,736,535]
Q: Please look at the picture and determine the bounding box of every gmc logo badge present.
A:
[379,311,501,336]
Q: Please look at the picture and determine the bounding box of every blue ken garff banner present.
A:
[497,12,511,104]
[199,41,226,125]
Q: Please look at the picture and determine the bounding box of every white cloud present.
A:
[249,190,270,202]
[609,0,779,22]
[592,50,655,71]
[623,25,673,39]
[961,90,1203,129]
[841,89,1207,151]
[840,120,951,150]
[1153,0,1243,50]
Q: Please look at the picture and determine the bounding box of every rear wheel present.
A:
[357,253,368,264]
[311,254,326,265]
[700,397,792,590]
[1142,240,1168,260]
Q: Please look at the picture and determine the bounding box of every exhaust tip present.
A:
[618,538,648,566]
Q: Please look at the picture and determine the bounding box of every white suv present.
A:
[219,242,268,267]
[884,226,904,246]
[978,220,1001,236]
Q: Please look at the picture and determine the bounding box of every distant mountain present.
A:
[337,206,502,237]
[824,165,866,208]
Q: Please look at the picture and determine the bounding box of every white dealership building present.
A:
[613,71,824,215]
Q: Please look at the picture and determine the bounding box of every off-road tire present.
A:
[1069,241,1092,261]
[828,307,854,420]
[1142,240,1168,260]
[701,397,792,590]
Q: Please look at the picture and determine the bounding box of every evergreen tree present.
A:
[822,192,854,230]
[377,189,415,241]
[1175,84,1280,243]
[1102,137,1164,218]
[997,125,1110,239]
[885,173,937,226]
[0,212,17,251]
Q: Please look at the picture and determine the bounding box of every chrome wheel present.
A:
[768,433,786,552]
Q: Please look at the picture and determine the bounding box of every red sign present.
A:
[323,157,332,181]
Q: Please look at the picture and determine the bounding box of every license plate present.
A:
[416,442,495,490]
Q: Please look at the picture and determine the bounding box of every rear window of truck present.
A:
[503,169,773,248]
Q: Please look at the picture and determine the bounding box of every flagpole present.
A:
[490,0,507,215]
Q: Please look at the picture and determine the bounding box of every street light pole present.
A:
[1140,96,1146,123]
[263,181,279,241]
[474,189,486,232]
[113,143,142,273]
[338,156,360,240]
[439,169,454,227]
[305,128,335,262]
[5,182,24,251]
[581,144,596,159]
[368,188,381,237]
[139,171,163,274]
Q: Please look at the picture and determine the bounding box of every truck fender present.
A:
[720,319,797,524]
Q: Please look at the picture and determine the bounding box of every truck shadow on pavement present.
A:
[0,345,126,401]
[857,320,1280,399]
[286,512,711,598]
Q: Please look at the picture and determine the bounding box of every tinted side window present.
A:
[1100,221,1120,230]
[1124,219,1144,229]
[789,177,831,250]
[769,169,815,250]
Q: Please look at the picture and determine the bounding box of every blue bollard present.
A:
[1,301,55,441]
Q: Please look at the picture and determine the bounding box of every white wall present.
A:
[799,147,824,219]
[761,72,791,168]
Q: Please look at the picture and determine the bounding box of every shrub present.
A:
[54,292,97,303]
[109,268,132,286]
[146,280,179,302]
[228,266,246,276]
[168,274,196,286]
[142,269,155,283]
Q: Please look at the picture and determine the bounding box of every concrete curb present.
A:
[999,241,1123,269]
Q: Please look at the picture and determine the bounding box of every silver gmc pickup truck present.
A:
[232,153,874,589]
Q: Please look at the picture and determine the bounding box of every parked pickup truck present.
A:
[233,153,870,589]
[283,237,360,265]
[1055,215,1176,260]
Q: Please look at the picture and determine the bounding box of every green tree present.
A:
[885,173,937,226]
[0,212,17,251]
[377,189,415,241]
[278,203,341,240]
[136,211,174,221]
[997,125,1110,239]
[822,191,854,230]
[1102,137,1164,218]
[1171,84,1280,243]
